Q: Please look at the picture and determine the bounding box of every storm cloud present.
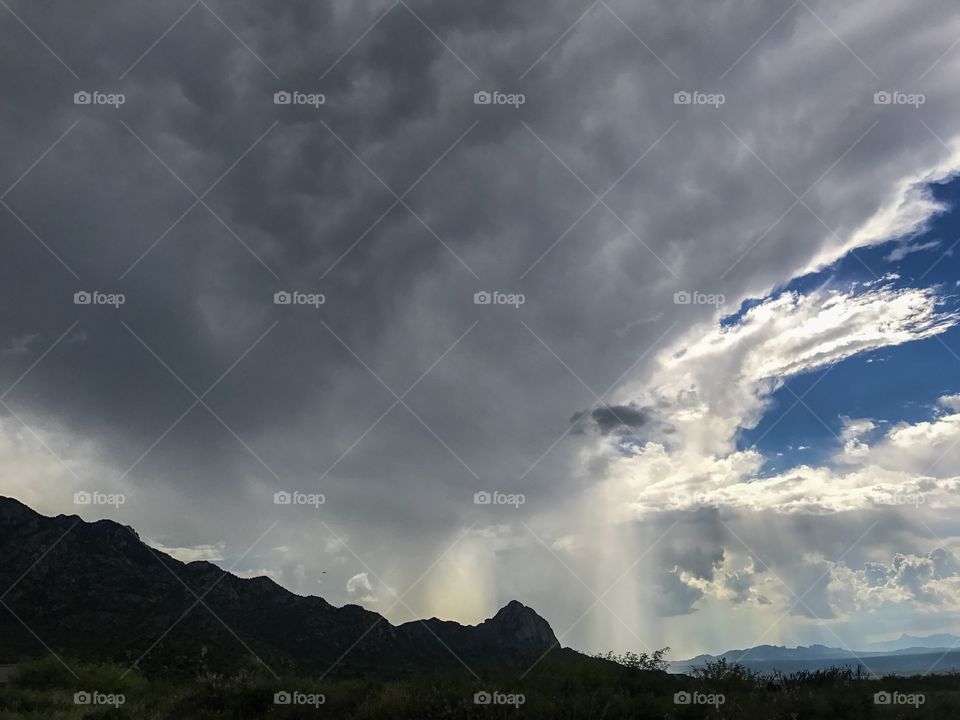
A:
[570,404,650,435]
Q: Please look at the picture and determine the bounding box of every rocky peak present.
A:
[480,600,559,651]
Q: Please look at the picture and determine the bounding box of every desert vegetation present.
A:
[0,652,957,719]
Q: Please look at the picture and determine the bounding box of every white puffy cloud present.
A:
[346,572,378,604]
[823,548,960,611]
[596,282,960,515]
[940,394,960,413]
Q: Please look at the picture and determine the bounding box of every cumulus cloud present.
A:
[940,394,960,413]
[346,572,378,604]
[601,283,960,515]
[823,548,960,610]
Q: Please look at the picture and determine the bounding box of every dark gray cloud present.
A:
[724,570,755,604]
[571,404,650,435]
[673,545,725,582]
[657,571,705,617]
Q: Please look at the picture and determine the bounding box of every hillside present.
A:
[0,497,560,677]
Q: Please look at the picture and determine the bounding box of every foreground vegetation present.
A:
[0,653,958,719]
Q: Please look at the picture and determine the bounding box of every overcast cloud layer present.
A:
[4,0,960,659]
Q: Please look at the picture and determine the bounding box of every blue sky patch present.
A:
[739,176,960,474]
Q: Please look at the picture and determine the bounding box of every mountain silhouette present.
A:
[0,497,559,676]
[865,633,960,653]
[671,640,960,676]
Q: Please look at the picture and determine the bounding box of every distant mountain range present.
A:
[0,497,564,677]
[672,635,960,676]
[865,633,960,653]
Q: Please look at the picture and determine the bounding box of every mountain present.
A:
[865,633,960,653]
[676,644,859,667]
[0,497,560,677]
[672,640,960,676]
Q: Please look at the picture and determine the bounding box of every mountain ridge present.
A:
[0,496,561,677]
[865,633,960,652]
[675,633,960,666]
[671,636,960,676]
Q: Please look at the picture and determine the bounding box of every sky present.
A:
[3,0,960,662]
